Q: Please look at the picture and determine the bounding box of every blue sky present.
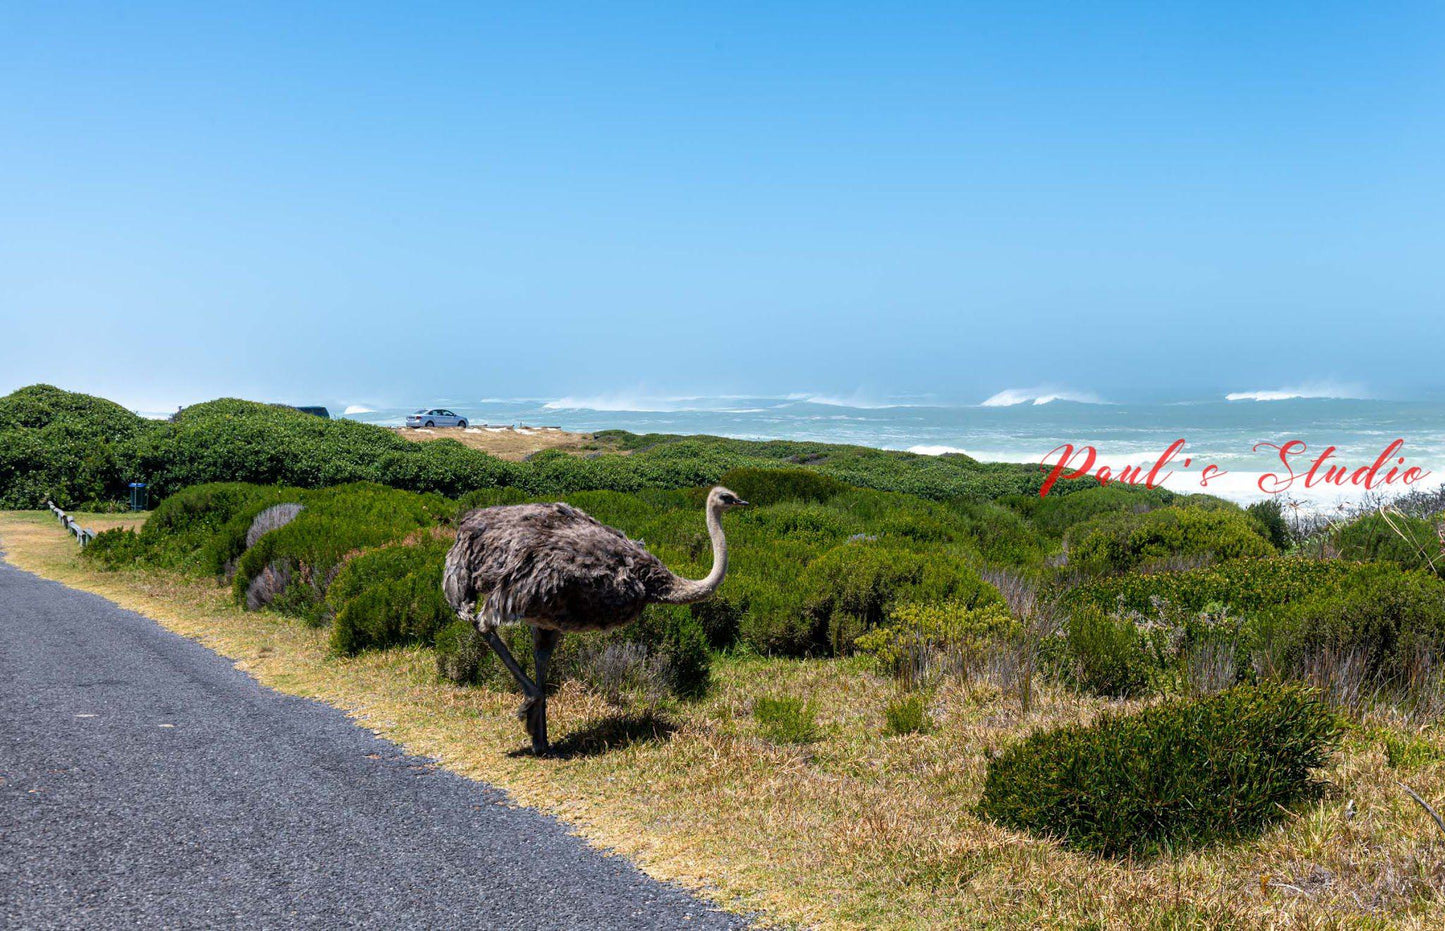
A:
[2,2,1442,409]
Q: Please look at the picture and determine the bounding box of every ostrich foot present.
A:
[519,696,549,756]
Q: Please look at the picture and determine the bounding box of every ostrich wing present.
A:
[443,503,673,633]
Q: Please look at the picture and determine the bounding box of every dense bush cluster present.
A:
[1065,505,1274,575]
[328,535,455,655]
[854,602,1018,674]
[0,385,1079,510]
[1330,512,1443,576]
[231,483,450,615]
[0,386,146,508]
[1261,568,1445,684]
[1064,556,1379,615]
[977,684,1341,856]
[1057,557,1445,702]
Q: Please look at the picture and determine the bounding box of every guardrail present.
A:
[46,500,96,548]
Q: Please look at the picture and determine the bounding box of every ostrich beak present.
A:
[736,499,751,507]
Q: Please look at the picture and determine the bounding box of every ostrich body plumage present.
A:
[443,502,683,634]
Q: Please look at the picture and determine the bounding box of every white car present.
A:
[405,408,468,428]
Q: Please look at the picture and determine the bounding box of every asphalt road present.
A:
[0,552,746,930]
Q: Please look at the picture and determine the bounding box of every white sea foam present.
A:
[908,444,975,456]
[542,392,745,412]
[343,404,376,415]
[544,390,914,412]
[1225,382,1366,402]
[791,393,901,410]
[980,387,1105,407]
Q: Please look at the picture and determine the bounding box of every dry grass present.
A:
[389,425,619,461]
[4,509,1445,929]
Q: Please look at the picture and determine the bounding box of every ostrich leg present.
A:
[528,628,561,755]
[484,629,540,712]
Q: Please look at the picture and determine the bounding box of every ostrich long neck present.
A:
[659,501,728,604]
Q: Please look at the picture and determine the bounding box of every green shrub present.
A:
[435,618,492,685]
[716,466,847,506]
[0,384,145,437]
[976,684,1341,857]
[1067,506,1273,575]
[1332,513,1443,575]
[1247,499,1291,551]
[732,577,813,656]
[231,483,450,616]
[687,595,743,650]
[800,541,1001,654]
[141,482,298,572]
[328,537,454,654]
[3,385,1079,509]
[883,692,934,736]
[0,421,134,509]
[1011,484,1174,538]
[1380,730,1445,771]
[753,695,821,745]
[941,499,1048,566]
[854,602,1018,673]
[0,385,147,509]
[1065,556,1380,617]
[1063,605,1154,698]
[1261,568,1445,684]
[81,528,146,568]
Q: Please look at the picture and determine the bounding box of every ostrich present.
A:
[442,486,749,755]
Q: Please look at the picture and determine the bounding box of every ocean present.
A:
[342,392,1445,508]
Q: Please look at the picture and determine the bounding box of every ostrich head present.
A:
[708,486,750,510]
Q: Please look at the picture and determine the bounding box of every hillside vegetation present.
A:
[0,384,1075,509]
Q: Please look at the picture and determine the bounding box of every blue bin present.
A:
[128,483,149,511]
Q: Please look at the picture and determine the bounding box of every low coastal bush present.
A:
[754,695,820,745]
[715,466,847,506]
[1007,484,1175,539]
[883,692,934,736]
[0,385,145,508]
[1064,556,1381,616]
[231,483,451,616]
[941,499,1048,567]
[328,536,454,654]
[1062,605,1154,698]
[0,385,1086,509]
[1066,506,1273,575]
[1247,499,1291,551]
[800,542,1002,654]
[854,602,1018,676]
[82,527,147,568]
[1331,513,1443,576]
[976,684,1341,857]
[1259,568,1445,684]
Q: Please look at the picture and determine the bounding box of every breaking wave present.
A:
[1225,383,1366,402]
[343,404,376,415]
[980,387,1106,407]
